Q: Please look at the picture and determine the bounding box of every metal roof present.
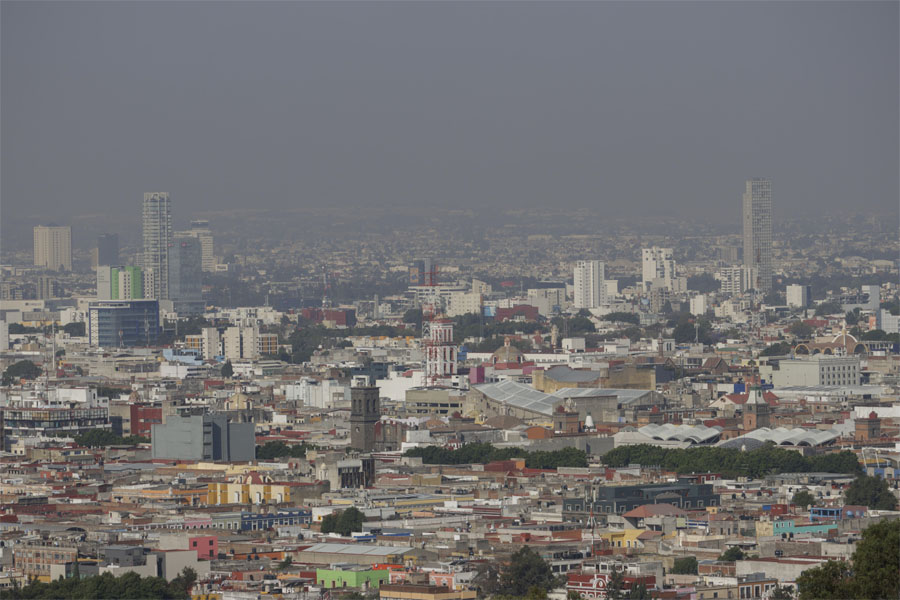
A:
[299,543,413,556]
[717,427,839,448]
[639,423,722,444]
[473,380,557,416]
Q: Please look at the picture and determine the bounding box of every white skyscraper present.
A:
[573,260,605,309]
[142,192,173,299]
[33,225,72,271]
[742,178,773,292]
[641,247,676,291]
[181,220,216,272]
[786,284,809,309]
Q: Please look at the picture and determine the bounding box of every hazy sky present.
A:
[2,1,897,224]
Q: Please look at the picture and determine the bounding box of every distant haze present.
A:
[2,1,897,226]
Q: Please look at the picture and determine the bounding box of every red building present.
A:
[188,535,218,559]
[567,573,655,599]
[130,404,163,437]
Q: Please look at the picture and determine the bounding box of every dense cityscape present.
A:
[1,2,898,600]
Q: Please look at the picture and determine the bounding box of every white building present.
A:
[445,291,482,317]
[876,309,900,334]
[573,260,605,309]
[786,284,810,309]
[763,356,861,388]
[641,247,675,291]
[180,220,216,272]
[282,379,350,409]
[142,192,173,299]
[718,266,754,296]
[689,295,707,317]
[223,325,260,361]
[33,225,72,271]
[527,288,566,316]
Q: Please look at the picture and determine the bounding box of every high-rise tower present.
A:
[742,178,773,292]
[142,193,173,299]
[33,225,72,271]
[573,260,605,309]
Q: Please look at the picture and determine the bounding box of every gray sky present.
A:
[2,1,897,225]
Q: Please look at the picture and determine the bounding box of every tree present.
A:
[671,556,698,575]
[844,475,898,510]
[796,559,854,600]
[221,360,234,378]
[605,568,625,600]
[850,519,899,600]
[769,584,794,600]
[788,321,813,338]
[791,490,816,508]
[277,556,293,570]
[2,360,42,385]
[719,546,745,562]
[62,322,86,337]
[498,547,556,597]
[628,583,651,600]
[797,520,900,600]
[403,308,423,329]
[760,341,793,356]
[814,302,841,316]
[321,507,365,536]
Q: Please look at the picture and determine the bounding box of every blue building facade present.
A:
[88,299,160,347]
[240,509,311,531]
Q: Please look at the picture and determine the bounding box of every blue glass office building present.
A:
[88,299,160,347]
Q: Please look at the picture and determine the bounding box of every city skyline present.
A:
[2,1,897,230]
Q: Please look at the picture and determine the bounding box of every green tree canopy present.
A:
[404,443,587,469]
[498,547,557,597]
[320,507,365,536]
[601,445,861,479]
[719,546,745,562]
[221,360,234,378]
[2,360,42,385]
[844,475,898,510]
[0,568,195,599]
[672,556,698,575]
[788,321,813,338]
[74,429,148,447]
[797,519,899,600]
[791,490,816,508]
[256,441,313,460]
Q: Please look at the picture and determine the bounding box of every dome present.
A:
[492,338,523,364]
[830,332,859,345]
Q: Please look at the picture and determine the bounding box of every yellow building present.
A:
[598,528,646,550]
[208,471,292,506]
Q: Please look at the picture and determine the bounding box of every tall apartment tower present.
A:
[142,193,173,299]
[33,225,72,271]
[350,386,380,452]
[742,178,773,292]
[641,247,675,291]
[182,220,216,272]
[573,260,605,309]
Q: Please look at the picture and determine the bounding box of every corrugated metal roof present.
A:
[300,543,413,555]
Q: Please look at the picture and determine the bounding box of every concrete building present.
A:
[97,265,144,300]
[33,225,72,271]
[786,284,810,309]
[689,294,707,316]
[142,192,173,299]
[151,414,255,462]
[527,287,566,316]
[742,178,773,292]
[185,327,222,359]
[222,325,277,360]
[88,299,160,347]
[180,220,216,272]
[641,247,675,291]
[574,260,605,309]
[762,356,861,387]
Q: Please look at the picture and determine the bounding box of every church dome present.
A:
[492,338,523,364]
